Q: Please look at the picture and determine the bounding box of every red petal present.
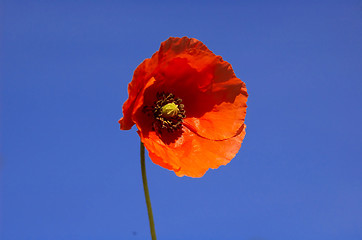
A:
[139,124,246,178]
[119,54,159,130]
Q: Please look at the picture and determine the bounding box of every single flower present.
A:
[119,37,248,177]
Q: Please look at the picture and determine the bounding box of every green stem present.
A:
[140,141,157,240]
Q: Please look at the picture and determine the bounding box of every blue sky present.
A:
[1,1,362,239]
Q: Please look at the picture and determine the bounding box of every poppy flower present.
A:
[119,37,248,177]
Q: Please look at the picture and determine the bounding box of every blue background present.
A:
[1,1,362,239]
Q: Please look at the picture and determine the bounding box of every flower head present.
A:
[119,37,248,177]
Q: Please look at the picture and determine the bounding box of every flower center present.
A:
[161,102,179,118]
[143,92,186,135]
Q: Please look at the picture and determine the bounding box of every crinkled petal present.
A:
[119,54,159,130]
[183,73,248,141]
[158,37,212,63]
[155,40,248,140]
[139,124,246,178]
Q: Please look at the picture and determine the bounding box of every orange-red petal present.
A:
[119,54,159,130]
[139,124,246,177]
[155,37,248,140]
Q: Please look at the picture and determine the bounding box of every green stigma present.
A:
[161,102,179,118]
